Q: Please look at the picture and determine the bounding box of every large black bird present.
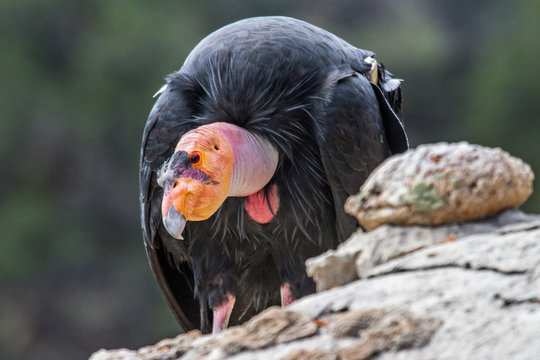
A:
[140,16,407,334]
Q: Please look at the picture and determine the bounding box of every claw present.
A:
[280,283,294,307]
[212,294,236,333]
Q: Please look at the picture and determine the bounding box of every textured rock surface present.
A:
[306,210,538,291]
[90,211,540,360]
[90,307,439,360]
[296,214,540,360]
[345,142,534,230]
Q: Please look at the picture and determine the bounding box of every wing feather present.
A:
[316,72,407,239]
[139,78,202,331]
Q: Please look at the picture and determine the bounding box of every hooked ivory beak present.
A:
[163,203,186,240]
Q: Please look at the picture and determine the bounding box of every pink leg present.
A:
[212,294,236,333]
[280,282,295,307]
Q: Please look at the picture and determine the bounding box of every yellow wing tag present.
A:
[363,56,378,85]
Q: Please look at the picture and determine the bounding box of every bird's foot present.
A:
[212,293,235,333]
[280,282,295,307]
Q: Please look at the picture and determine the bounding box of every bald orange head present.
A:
[159,126,234,229]
[158,122,279,239]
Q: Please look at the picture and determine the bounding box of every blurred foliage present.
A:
[0,1,538,359]
[464,1,540,212]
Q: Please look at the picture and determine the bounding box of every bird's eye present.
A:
[190,152,201,165]
[214,145,219,151]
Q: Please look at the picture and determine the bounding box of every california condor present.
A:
[139,16,407,334]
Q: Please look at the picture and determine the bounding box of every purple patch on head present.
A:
[157,151,220,188]
[176,167,218,185]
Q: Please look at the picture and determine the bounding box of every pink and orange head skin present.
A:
[163,125,234,221]
[161,122,279,225]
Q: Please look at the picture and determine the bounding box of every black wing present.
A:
[139,78,201,331]
[317,70,407,240]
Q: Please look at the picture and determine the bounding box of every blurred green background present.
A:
[1,1,538,359]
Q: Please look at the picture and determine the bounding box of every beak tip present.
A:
[163,204,187,240]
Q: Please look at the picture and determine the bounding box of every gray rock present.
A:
[345,142,534,230]
[368,225,540,278]
[90,211,540,360]
[307,210,539,291]
[295,215,540,360]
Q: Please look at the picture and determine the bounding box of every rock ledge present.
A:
[345,142,534,230]
[91,210,540,360]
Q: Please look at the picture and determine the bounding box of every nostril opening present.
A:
[172,180,178,189]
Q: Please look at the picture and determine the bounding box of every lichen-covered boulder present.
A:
[345,142,534,230]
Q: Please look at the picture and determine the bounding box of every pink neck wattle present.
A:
[214,123,279,197]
